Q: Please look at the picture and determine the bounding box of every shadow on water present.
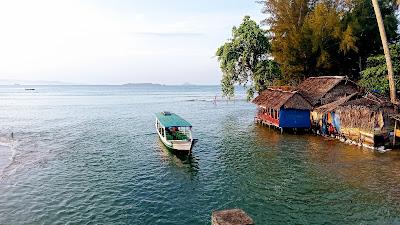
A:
[155,139,199,177]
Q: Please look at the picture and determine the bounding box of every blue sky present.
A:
[0,0,264,85]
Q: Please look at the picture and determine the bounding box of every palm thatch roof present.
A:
[340,92,393,111]
[390,114,400,121]
[314,93,358,113]
[337,93,395,131]
[297,76,357,106]
[252,88,313,110]
[267,86,296,92]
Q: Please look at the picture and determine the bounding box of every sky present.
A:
[0,0,265,85]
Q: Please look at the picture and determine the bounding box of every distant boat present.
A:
[25,88,35,91]
[155,111,194,154]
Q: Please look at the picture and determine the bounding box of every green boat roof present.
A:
[155,112,192,128]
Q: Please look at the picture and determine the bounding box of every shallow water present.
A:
[1,85,400,225]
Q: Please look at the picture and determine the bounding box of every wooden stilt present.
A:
[394,120,397,146]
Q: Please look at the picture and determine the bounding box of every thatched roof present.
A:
[314,93,358,113]
[340,93,393,111]
[267,86,296,92]
[390,114,400,121]
[252,88,313,110]
[337,93,395,131]
[297,76,356,106]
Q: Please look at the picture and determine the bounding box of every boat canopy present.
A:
[155,112,192,128]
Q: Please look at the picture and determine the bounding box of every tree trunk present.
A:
[371,0,396,103]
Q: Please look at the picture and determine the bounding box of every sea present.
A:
[1,85,400,225]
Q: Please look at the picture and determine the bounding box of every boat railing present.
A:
[180,130,192,140]
[171,139,191,143]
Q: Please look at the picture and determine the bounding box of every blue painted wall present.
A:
[279,108,310,128]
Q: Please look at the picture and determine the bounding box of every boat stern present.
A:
[171,140,193,151]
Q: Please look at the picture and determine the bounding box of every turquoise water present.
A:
[1,85,400,224]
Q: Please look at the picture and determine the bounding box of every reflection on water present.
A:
[156,139,199,178]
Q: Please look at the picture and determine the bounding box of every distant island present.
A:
[121,83,166,87]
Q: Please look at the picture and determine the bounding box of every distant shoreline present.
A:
[0,84,222,86]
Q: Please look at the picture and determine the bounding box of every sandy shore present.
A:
[0,145,12,173]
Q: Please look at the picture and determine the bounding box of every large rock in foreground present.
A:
[211,209,254,225]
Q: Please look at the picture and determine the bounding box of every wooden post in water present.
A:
[211,209,254,225]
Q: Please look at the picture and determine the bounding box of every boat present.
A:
[155,111,194,154]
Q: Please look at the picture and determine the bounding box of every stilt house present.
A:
[335,93,395,147]
[297,76,360,131]
[252,88,313,130]
[313,93,358,135]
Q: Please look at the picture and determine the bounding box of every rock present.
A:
[212,209,254,225]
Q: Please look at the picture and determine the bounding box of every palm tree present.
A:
[371,0,396,103]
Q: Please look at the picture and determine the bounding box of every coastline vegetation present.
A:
[217,0,399,100]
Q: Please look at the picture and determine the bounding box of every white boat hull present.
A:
[155,123,193,152]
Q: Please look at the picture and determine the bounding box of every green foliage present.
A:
[340,0,399,80]
[216,16,281,100]
[261,0,310,81]
[359,44,400,93]
[303,2,355,69]
[260,0,399,81]
[253,60,281,92]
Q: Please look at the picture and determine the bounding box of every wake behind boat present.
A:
[155,112,194,154]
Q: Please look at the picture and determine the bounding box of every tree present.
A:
[341,0,398,80]
[303,1,358,72]
[371,0,397,102]
[260,0,398,82]
[250,60,281,98]
[260,0,310,82]
[216,16,280,100]
[359,43,399,93]
[260,0,358,81]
